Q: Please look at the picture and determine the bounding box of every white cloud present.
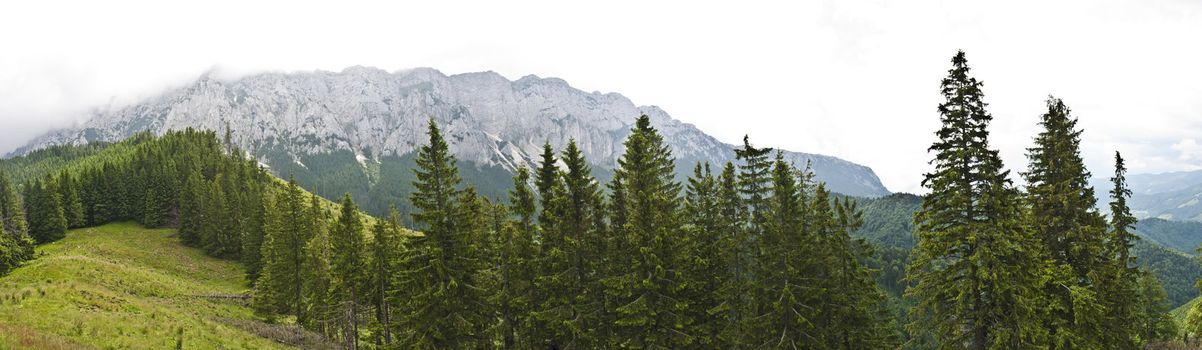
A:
[1,0,1200,194]
[1172,138,1202,162]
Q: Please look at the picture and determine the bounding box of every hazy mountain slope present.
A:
[1092,170,1202,222]
[11,67,888,215]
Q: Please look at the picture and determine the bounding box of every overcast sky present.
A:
[2,0,1200,193]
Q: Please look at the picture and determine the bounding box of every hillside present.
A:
[1133,239,1202,308]
[1135,218,1202,255]
[0,222,330,349]
[853,193,922,249]
[10,67,889,216]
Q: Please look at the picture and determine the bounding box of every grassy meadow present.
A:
[0,222,317,349]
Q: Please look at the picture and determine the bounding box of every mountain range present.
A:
[10,66,889,215]
[1091,170,1202,222]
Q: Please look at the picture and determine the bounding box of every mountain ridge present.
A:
[11,66,889,200]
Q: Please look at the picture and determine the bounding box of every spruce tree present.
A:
[1108,152,1138,267]
[26,179,67,244]
[682,162,724,346]
[396,119,487,348]
[253,177,312,322]
[496,166,537,348]
[301,192,331,331]
[1098,151,1138,348]
[301,213,334,335]
[827,194,899,348]
[536,142,563,222]
[1136,270,1176,343]
[44,179,70,241]
[57,171,84,229]
[1101,151,1164,348]
[906,51,1046,349]
[177,172,205,247]
[216,172,244,257]
[710,161,751,347]
[530,141,567,346]
[751,154,818,348]
[735,135,773,235]
[0,174,26,274]
[241,189,268,281]
[200,177,233,256]
[368,207,401,346]
[479,196,510,348]
[458,187,496,339]
[85,166,115,225]
[0,216,15,275]
[603,115,692,348]
[0,170,32,265]
[1023,96,1109,348]
[330,193,368,349]
[533,140,602,348]
[142,186,164,228]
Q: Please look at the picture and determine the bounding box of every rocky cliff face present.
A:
[14,66,889,197]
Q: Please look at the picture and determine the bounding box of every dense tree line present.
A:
[906,51,1173,349]
[244,117,899,348]
[4,128,281,277]
[0,170,34,275]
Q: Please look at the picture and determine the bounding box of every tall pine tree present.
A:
[368,207,402,346]
[535,140,603,349]
[906,51,1046,349]
[735,135,773,236]
[711,161,753,347]
[1023,96,1109,349]
[751,154,818,348]
[57,171,85,229]
[396,119,488,348]
[496,166,537,348]
[300,209,334,335]
[682,162,725,346]
[330,194,368,349]
[25,179,67,244]
[253,177,313,323]
[602,115,693,348]
[0,170,32,271]
[1108,151,1138,269]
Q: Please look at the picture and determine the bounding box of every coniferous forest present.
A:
[0,51,1191,349]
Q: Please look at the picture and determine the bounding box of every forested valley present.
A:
[0,51,1196,349]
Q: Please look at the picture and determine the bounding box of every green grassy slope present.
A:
[0,222,309,349]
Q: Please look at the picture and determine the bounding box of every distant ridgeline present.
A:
[10,66,890,219]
